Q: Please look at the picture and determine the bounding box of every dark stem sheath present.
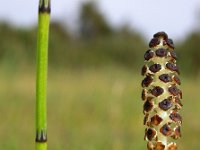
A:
[39,0,51,13]
[35,130,47,143]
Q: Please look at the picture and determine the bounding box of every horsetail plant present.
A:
[35,0,50,150]
[141,32,182,150]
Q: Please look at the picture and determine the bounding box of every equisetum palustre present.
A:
[141,32,182,150]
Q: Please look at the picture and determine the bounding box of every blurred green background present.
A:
[0,1,200,150]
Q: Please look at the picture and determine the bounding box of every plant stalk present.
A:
[35,0,50,150]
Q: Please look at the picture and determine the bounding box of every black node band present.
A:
[35,130,47,142]
[39,0,51,13]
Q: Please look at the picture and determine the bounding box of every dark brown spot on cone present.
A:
[159,98,172,111]
[143,99,154,113]
[141,65,147,76]
[149,64,162,73]
[155,142,165,150]
[142,89,147,100]
[167,39,175,49]
[179,90,183,99]
[151,86,164,97]
[170,51,177,60]
[145,128,157,141]
[159,74,172,83]
[168,142,177,150]
[173,126,181,139]
[172,75,181,85]
[160,124,173,136]
[155,48,167,57]
[166,62,180,74]
[149,38,160,48]
[169,111,182,123]
[154,32,168,40]
[144,114,149,125]
[142,75,153,87]
[174,97,183,108]
[144,50,154,60]
[150,114,163,126]
[168,85,181,96]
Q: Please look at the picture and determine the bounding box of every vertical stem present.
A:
[35,0,50,150]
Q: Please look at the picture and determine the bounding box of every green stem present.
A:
[35,0,50,150]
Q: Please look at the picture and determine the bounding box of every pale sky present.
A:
[0,0,200,40]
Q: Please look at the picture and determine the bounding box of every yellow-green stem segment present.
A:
[36,0,50,150]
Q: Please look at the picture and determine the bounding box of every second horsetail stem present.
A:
[35,0,50,150]
[141,32,183,150]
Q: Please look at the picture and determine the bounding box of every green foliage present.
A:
[0,23,36,67]
[0,68,199,150]
[176,32,200,76]
[79,1,112,38]
[0,2,200,77]
[0,22,145,69]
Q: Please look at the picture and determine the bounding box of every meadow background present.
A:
[0,1,200,150]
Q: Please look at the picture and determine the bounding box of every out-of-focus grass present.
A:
[0,67,199,150]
